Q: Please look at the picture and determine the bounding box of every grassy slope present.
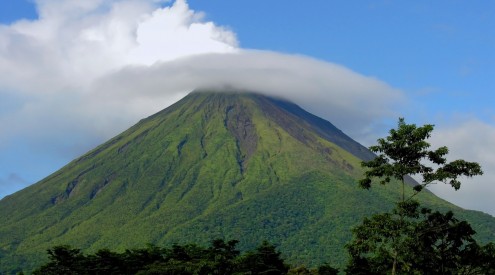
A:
[0,92,494,272]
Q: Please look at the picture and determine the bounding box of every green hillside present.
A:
[0,91,494,273]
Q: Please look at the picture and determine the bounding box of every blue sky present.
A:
[0,0,494,215]
[188,1,495,119]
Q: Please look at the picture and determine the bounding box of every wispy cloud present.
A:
[88,51,405,141]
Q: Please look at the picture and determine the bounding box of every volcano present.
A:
[1,91,494,272]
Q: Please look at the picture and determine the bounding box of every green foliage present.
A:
[32,246,86,274]
[286,263,339,275]
[317,263,339,275]
[360,117,482,195]
[238,240,289,274]
[346,203,495,274]
[32,239,297,275]
[347,118,492,274]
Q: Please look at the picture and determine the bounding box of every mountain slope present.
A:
[1,91,494,272]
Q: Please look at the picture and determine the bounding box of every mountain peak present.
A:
[180,90,375,161]
[1,90,494,272]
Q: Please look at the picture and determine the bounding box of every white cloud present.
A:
[427,119,495,216]
[87,51,404,141]
[0,0,237,95]
[0,0,239,194]
[127,0,238,65]
[0,0,238,137]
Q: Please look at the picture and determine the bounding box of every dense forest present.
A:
[29,225,495,275]
[31,239,337,274]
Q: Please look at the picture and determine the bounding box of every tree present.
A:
[345,204,495,274]
[410,209,479,273]
[205,239,240,274]
[346,118,486,274]
[87,248,126,274]
[317,263,339,275]
[238,240,289,274]
[359,118,482,202]
[33,245,86,275]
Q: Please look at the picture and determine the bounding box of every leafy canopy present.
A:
[33,239,300,275]
[360,118,482,196]
[346,202,495,274]
[347,118,491,274]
